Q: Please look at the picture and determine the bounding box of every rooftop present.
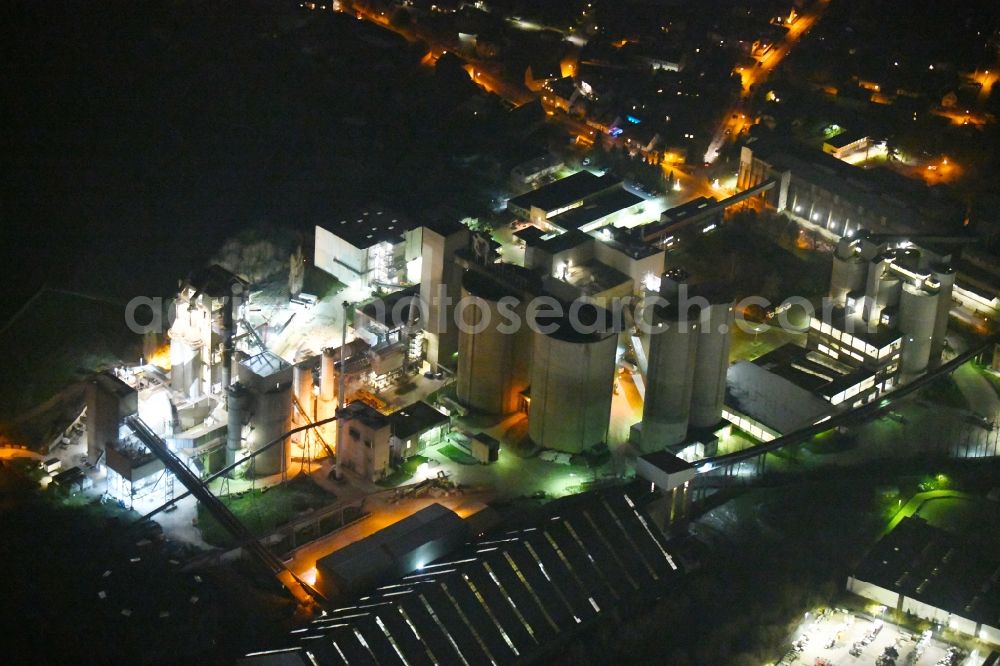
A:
[240,350,290,379]
[523,228,592,255]
[853,516,1000,629]
[726,360,836,434]
[389,401,449,440]
[507,171,622,215]
[340,400,389,430]
[248,486,682,665]
[561,259,632,296]
[461,265,541,301]
[322,206,413,250]
[316,503,466,594]
[547,188,644,232]
[827,306,903,349]
[754,344,875,401]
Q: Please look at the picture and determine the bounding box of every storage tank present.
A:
[872,274,901,323]
[528,305,617,453]
[456,268,537,415]
[248,381,292,476]
[898,283,938,375]
[689,295,735,430]
[293,360,314,403]
[830,254,867,306]
[169,337,202,399]
[639,303,699,452]
[929,265,955,366]
[226,383,250,467]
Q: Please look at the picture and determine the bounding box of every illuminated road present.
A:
[705,0,830,164]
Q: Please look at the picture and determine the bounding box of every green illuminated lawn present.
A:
[437,444,479,466]
[376,455,429,487]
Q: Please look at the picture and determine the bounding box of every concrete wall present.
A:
[846,576,901,610]
[640,318,699,451]
[979,622,1000,645]
[247,382,292,477]
[315,225,367,287]
[690,303,734,429]
[898,283,938,375]
[455,288,531,415]
[901,595,951,626]
[339,418,391,482]
[529,331,617,453]
[420,226,469,369]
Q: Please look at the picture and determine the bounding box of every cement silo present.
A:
[226,383,250,467]
[689,296,735,430]
[830,253,867,306]
[293,360,315,407]
[638,303,699,452]
[929,265,955,365]
[248,381,292,477]
[456,268,537,416]
[872,274,901,323]
[898,282,938,375]
[169,335,203,399]
[528,306,618,454]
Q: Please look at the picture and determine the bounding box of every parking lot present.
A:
[778,608,975,666]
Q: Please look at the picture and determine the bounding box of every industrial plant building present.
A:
[631,270,735,452]
[737,140,966,239]
[314,503,467,598]
[336,400,449,482]
[506,170,644,233]
[721,230,961,442]
[848,516,1000,645]
[314,207,423,292]
[243,486,682,666]
[528,303,619,454]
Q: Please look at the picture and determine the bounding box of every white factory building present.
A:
[314,207,423,294]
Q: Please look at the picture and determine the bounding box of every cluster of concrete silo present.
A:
[827,233,955,375]
[633,272,735,453]
[454,265,622,453]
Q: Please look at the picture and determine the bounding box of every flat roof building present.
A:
[506,171,635,229]
[314,207,422,292]
[315,503,468,598]
[724,360,836,442]
[247,486,682,665]
[848,516,1000,644]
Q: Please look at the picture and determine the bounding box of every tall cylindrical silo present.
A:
[528,307,617,454]
[226,383,250,467]
[690,299,734,430]
[249,382,292,477]
[640,304,699,452]
[170,337,203,399]
[456,269,535,416]
[929,265,954,366]
[898,283,938,376]
[829,255,866,306]
[872,274,901,323]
